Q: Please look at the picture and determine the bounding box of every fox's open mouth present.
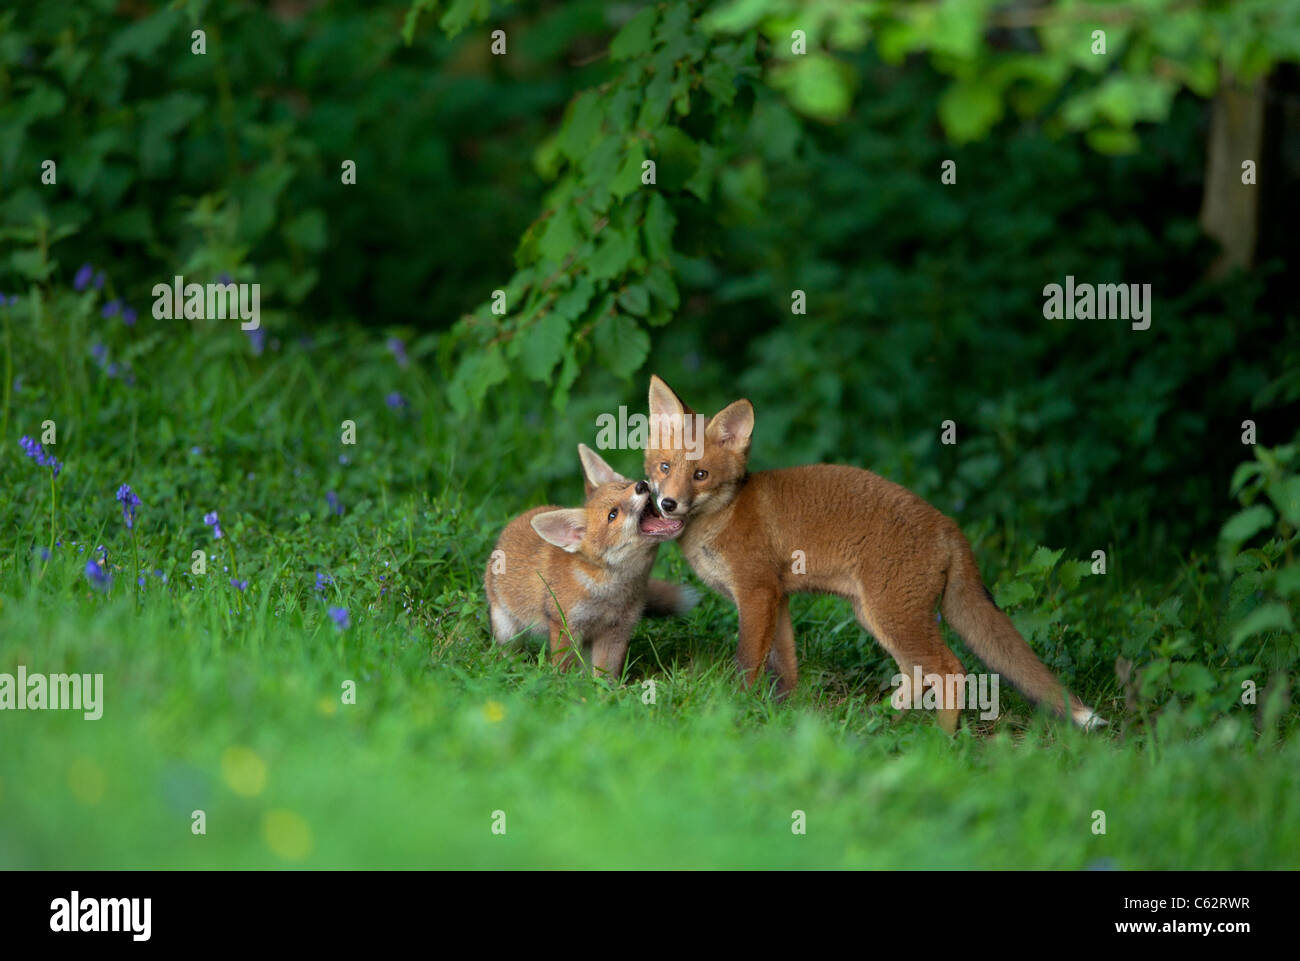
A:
[638,499,683,539]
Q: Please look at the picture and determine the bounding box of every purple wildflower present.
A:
[84,560,111,592]
[93,271,105,290]
[246,326,266,356]
[116,484,142,529]
[327,606,350,630]
[326,491,344,516]
[203,511,224,539]
[385,391,407,410]
[122,305,137,326]
[387,337,409,368]
[314,572,333,594]
[230,578,248,592]
[91,343,108,367]
[74,263,94,291]
[102,299,121,318]
[19,435,61,477]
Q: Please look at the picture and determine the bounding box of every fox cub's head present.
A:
[530,444,683,566]
[643,375,753,522]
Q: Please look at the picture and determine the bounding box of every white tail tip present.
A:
[1073,706,1108,730]
[676,585,702,615]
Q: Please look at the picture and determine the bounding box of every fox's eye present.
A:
[607,508,618,522]
[659,462,670,474]
[693,469,708,481]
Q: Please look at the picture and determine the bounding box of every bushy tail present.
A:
[941,537,1105,729]
[644,579,701,618]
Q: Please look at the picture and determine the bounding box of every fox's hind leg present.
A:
[854,596,967,735]
[764,595,798,699]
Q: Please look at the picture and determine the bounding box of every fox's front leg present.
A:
[589,624,634,682]
[548,619,580,672]
[735,586,783,690]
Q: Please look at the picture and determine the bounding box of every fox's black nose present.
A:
[635,481,649,495]
[661,497,677,513]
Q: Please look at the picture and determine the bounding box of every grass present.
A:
[1,301,1297,869]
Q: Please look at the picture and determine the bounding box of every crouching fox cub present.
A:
[643,375,1104,732]
[485,444,696,678]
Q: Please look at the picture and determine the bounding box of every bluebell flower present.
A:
[230,578,248,592]
[74,263,94,291]
[19,435,61,477]
[246,326,266,356]
[116,484,142,529]
[327,606,350,630]
[102,299,121,318]
[122,306,137,326]
[203,511,224,539]
[385,391,407,410]
[387,337,409,368]
[84,560,111,591]
[315,572,333,594]
[326,491,344,516]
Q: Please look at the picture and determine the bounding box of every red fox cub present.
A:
[485,444,693,678]
[643,375,1104,733]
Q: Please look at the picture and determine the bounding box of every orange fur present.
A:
[484,445,690,678]
[644,375,1104,731]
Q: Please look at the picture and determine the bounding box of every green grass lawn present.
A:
[1,317,1296,869]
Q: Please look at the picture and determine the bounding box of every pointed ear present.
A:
[531,509,587,552]
[705,399,754,449]
[648,374,694,421]
[578,443,628,495]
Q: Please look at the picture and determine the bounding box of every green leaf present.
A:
[1020,546,1064,578]
[594,313,650,378]
[561,92,603,164]
[617,284,649,316]
[1230,602,1295,650]
[994,580,1035,608]
[643,193,677,262]
[772,54,855,122]
[284,209,327,252]
[611,142,648,201]
[938,79,1004,143]
[447,342,509,415]
[1267,476,1300,527]
[1086,127,1140,155]
[518,311,571,382]
[1169,662,1216,695]
[1058,560,1092,592]
[1229,460,1264,497]
[1220,505,1274,546]
[610,6,660,61]
[588,227,637,282]
[644,262,679,315]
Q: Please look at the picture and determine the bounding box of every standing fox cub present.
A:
[485,444,695,678]
[644,375,1104,732]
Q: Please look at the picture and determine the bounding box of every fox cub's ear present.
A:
[578,443,629,495]
[531,508,587,552]
[705,399,754,449]
[648,374,693,420]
